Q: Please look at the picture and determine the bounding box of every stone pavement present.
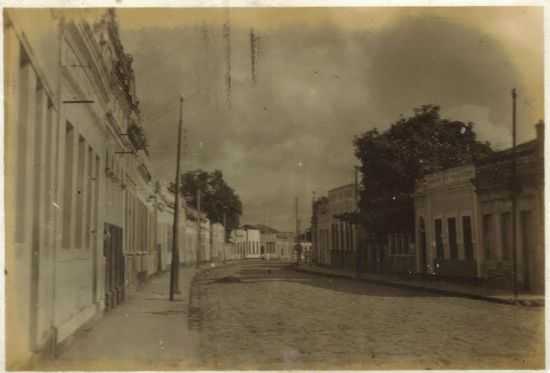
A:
[36,265,207,371]
[196,260,544,370]
[295,264,545,307]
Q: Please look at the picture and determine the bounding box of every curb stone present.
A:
[293,266,544,307]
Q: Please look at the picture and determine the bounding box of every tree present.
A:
[353,105,493,237]
[170,169,243,239]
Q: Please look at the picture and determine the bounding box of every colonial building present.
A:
[312,184,359,269]
[230,227,261,259]
[245,228,262,258]
[414,165,479,277]
[275,232,295,261]
[155,185,176,272]
[5,9,62,368]
[210,223,226,261]
[231,228,246,258]
[413,122,544,292]
[4,9,193,368]
[473,122,544,292]
[261,232,278,260]
[313,197,331,265]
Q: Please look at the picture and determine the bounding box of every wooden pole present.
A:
[196,189,201,267]
[169,97,184,300]
[512,88,518,300]
[354,166,360,275]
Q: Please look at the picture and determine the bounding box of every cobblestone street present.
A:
[194,260,544,370]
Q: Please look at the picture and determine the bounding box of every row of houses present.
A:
[311,122,544,292]
[5,9,231,369]
[229,225,297,261]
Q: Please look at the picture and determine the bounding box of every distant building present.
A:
[313,184,359,269]
[210,223,226,261]
[231,228,245,258]
[275,232,295,261]
[313,197,331,265]
[230,227,262,259]
[261,232,278,260]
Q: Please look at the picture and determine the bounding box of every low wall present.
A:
[435,259,477,278]
[382,255,416,274]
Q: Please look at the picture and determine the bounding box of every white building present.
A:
[210,223,226,261]
[5,10,167,368]
[276,232,295,261]
[231,227,261,259]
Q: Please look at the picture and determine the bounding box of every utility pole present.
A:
[354,166,360,275]
[169,97,184,301]
[223,207,227,263]
[312,191,316,264]
[295,196,301,264]
[196,188,201,267]
[512,88,518,301]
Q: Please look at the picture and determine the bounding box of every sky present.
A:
[111,7,544,232]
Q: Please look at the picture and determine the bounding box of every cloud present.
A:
[443,105,512,151]
[117,8,543,231]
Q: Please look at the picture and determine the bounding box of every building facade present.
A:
[414,165,479,277]
[473,123,544,292]
[261,232,278,260]
[210,223,226,261]
[275,232,295,261]
[230,227,262,259]
[312,184,359,269]
[413,122,544,292]
[5,10,227,368]
[231,228,246,258]
[245,228,262,258]
[6,9,63,367]
[313,197,331,265]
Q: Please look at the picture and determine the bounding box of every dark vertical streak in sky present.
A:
[223,14,232,108]
[250,28,257,85]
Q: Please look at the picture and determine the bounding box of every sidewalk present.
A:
[37,265,206,371]
[295,264,545,307]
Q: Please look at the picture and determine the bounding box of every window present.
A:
[448,218,458,259]
[483,214,494,259]
[43,101,55,247]
[75,136,85,248]
[520,211,533,288]
[32,83,45,252]
[62,123,75,248]
[15,50,31,243]
[462,216,473,260]
[435,219,444,259]
[500,212,512,260]
[349,224,354,251]
[331,224,335,250]
[344,223,348,250]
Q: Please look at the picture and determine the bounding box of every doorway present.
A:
[520,211,533,291]
[419,218,427,274]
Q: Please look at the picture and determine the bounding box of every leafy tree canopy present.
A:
[169,169,243,238]
[353,105,493,235]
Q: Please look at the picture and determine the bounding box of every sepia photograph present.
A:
[3,4,546,371]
